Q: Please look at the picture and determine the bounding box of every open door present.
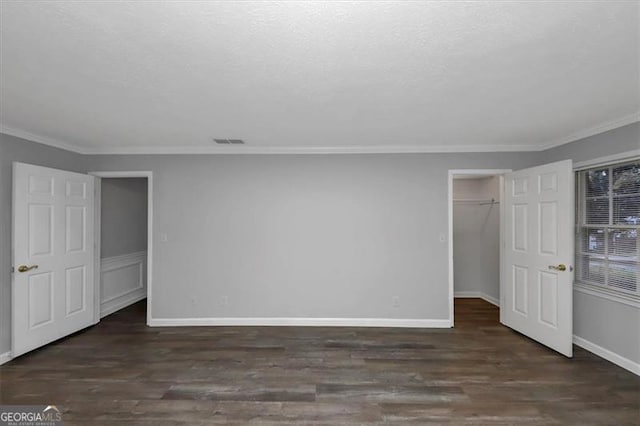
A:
[501,160,574,357]
[12,162,95,357]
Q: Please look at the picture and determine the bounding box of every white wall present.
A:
[541,122,640,372]
[100,178,147,258]
[452,177,500,201]
[84,153,538,325]
[3,123,636,374]
[573,291,639,370]
[0,137,539,355]
[453,177,500,304]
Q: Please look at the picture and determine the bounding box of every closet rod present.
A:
[478,198,499,206]
[452,198,499,205]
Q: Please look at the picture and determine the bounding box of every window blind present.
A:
[576,159,640,297]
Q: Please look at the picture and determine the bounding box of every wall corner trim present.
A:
[573,335,640,376]
[148,317,452,328]
[0,351,11,366]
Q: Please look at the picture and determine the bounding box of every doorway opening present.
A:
[91,171,153,325]
[448,169,510,326]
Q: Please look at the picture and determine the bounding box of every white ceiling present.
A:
[1,1,638,154]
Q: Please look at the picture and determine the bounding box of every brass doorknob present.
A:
[548,264,567,272]
[17,265,38,273]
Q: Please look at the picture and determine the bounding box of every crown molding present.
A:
[2,112,638,155]
[574,149,640,171]
[537,112,640,151]
[0,124,539,154]
[83,143,541,155]
[0,125,88,154]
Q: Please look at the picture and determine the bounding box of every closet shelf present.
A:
[452,198,500,205]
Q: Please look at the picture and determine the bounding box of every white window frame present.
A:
[574,150,640,308]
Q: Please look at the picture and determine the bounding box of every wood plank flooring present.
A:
[1,298,638,425]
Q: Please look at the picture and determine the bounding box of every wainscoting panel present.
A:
[100,251,146,318]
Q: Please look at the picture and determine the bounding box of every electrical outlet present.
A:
[221,296,229,306]
[392,296,400,307]
[160,233,168,242]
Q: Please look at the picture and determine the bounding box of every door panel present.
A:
[538,271,558,327]
[539,202,557,255]
[66,205,86,252]
[29,204,54,256]
[28,272,54,328]
[513,204,528,251]
[66,266,86,316]
[513,265,528,315]
[502,160,574,357]
[13,162,95,357]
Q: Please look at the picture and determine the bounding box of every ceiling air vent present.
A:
[213,138,245,144]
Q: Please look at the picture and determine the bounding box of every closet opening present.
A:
[447,169,510,326]
[90,171,153,326]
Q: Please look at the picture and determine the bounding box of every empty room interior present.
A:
[0,1,639,424]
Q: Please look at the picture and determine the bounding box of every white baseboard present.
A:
[573,335,640,376]
[454,291,484,299]
[481,294,500,307]
[454,291,500,307]
[0,351,11,366]
[149,317,452,328]
[100,251,147,318]
[101,291,146,318]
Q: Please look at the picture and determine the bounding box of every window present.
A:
[576,159,640,299]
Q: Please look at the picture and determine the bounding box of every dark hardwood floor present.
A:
[1,298,638,425]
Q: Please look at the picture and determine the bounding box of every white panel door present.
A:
[502,160,574,357]
[12,162,95,357]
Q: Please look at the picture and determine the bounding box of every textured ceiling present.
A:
[0,1,638,154]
